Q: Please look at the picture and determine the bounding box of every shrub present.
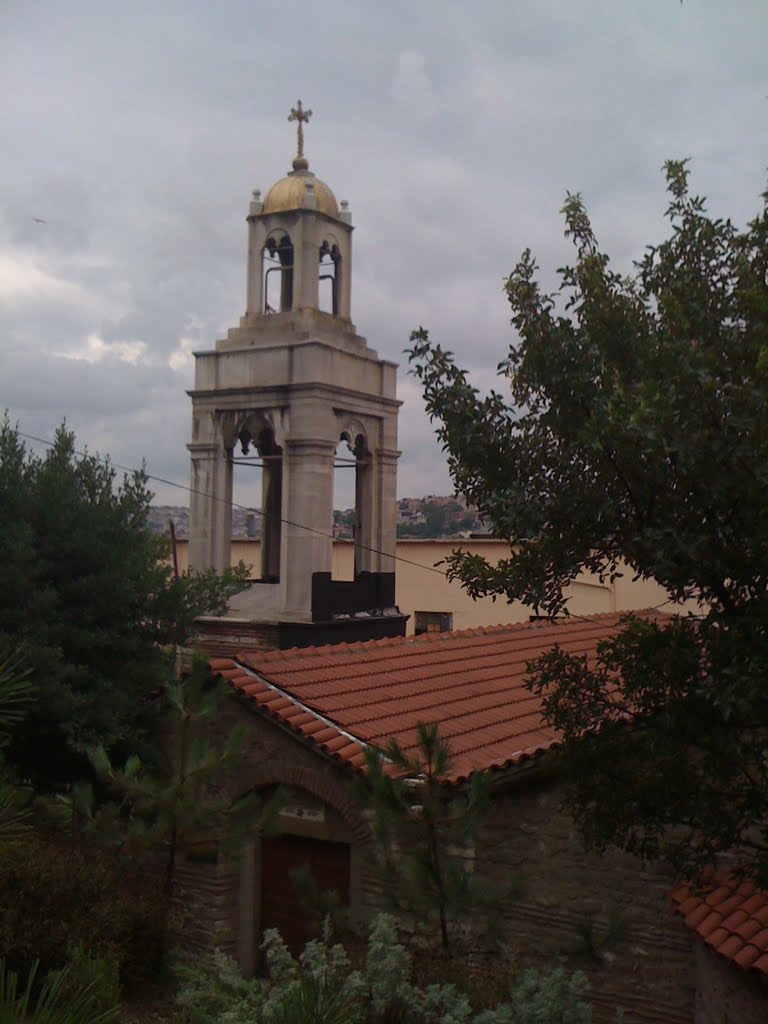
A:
[0,830,167,983]
[0,958,119,1023]
[261,919,366,1024]
[47,943,121,1016]
[173,914,593,1024]
[172,949,266,1024]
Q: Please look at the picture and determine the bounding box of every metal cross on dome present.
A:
[288,100,312,159]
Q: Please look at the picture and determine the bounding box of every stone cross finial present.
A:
[288,100,312,159]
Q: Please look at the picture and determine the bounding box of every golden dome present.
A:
[262,157,339,219]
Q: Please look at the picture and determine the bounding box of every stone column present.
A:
[188,442,218,571]
[373,448,400,575]
[246,217,266,316]
[337,234,352,321]
[354,452,373,575]
[282,438,335,617]
[212,445,233,574]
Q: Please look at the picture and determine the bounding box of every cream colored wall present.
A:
[173,537,688,634]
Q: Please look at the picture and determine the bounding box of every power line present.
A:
[13,428,681,617]
[16,429,448,577]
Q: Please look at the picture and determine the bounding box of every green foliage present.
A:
[173,948,266,1024]
[0,643,35,846]
[0,417,249,790]
[564,905,628,966]
[0,958,119,1024]
[408,163,768,881]
[261,920,365,1024]
[73,660,282,894]
[173,914,592,1024]
[288,863,353,941]
[0,831,166,983]
[47,944,121,1017]
[360,723,497,953]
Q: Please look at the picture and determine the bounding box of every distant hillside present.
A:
[148,496,487,541]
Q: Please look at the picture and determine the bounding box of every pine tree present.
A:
[79,661,283,894]
[362,722,495,953]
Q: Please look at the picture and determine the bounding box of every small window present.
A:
[414,611,453,636]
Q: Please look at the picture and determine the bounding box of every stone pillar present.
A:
[354,453,373,575]
[373,449,400,575]
[212,445,233,574]
[282,438,335,617]
[188,442,218,571]
[296,218,319,311]
[338,234,352,321]
[246,216,266,316]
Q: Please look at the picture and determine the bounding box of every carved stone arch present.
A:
[265,230,293,254]
[233,758,371,844]
[337,416,368,455]
[234,753,371,971]
[221,410,267,454]
[319,231,341,254]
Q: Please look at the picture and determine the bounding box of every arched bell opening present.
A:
[263,234,294,313]
[230,420,283,582]
[332,432,356,581]
[318,240,341,316]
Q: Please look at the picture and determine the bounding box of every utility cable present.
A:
[15,428,682,614]
[16,429,448,577]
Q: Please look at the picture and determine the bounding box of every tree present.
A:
[0,643,34,845]
[0,419,249,789]
[361,722,495,953]
[408,162,768,882]
[78,661,283,895]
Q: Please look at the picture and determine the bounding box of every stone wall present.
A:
[175,699,697,1020]
[173,693,375,966]
[692,943,767,1023]
[478,774,694,1023]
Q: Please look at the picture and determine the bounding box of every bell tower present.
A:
[187,104,406,648]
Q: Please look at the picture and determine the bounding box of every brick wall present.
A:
[187,617,280,658]
[477,776,694,1023]
[692,943,767,1023]
[175,698,697,1021]
[173,694,374,962]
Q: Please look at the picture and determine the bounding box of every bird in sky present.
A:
[32,217,47,224]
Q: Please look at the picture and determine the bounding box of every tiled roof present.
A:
[671,873,768,974]
[212,611,668,782]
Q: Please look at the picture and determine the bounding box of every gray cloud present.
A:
[1,0,766,505]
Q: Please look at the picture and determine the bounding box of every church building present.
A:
[177,108,768,1024]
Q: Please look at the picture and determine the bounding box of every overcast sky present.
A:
[1,0,766,511]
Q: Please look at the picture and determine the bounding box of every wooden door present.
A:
[260,834,350,954]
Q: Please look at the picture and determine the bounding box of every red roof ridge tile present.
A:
[235,609,672,673]
[210,658,383,775]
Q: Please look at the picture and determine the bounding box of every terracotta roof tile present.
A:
[671,872,768,975]
[211,611,672,781]
[712,929,737,950]
[698,911,724,939]
[721,909,750,931]
[684,903,714,929]
[733,945,761,969]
